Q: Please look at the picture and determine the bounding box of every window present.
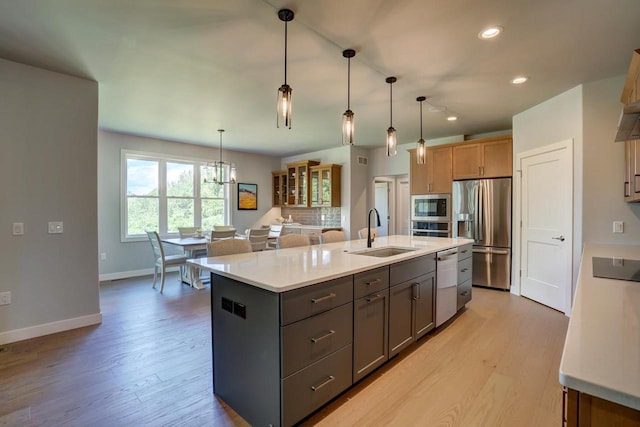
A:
[121,150,231,241]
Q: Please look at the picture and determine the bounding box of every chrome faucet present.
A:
[367,208,381,248]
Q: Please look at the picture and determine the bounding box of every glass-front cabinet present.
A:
[310,164,342,207]
[284,160,319,207]
[272,171,288,207]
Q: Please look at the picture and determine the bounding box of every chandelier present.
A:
[204,129,237,185]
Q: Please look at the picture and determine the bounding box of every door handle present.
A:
[552,235,565,242]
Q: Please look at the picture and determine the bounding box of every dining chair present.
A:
[146,231,189,293]
[358,227,379,240]
[210,229,237,240]
[267,224,283,249]
[248,227,271,251]
[277,234,310,249]
[178,226,198,237]
[320,230,345,244]
[213,225,235,231]
[207,238,252,256]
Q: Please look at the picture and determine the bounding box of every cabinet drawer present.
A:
[354,266,389,299]
[390,254,436,285]
[282,303,353,377]
[458,256,472,284]
[281,276,353,325]
[458,243,473,261]
[457,279,472,311]
[282,344,353,427]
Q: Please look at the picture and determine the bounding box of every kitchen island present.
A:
[559,243,640,425]
[190,235,473,426]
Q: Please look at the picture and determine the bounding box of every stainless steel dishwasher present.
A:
[436,248,458,327]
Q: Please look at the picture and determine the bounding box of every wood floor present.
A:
[0,274,569,426]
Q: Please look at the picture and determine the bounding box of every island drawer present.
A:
[457,279,472,311]
[282,344,353,427]
[354,266,389,299]
[281,275,353,325]
[281,303,353,377]
[458,243,473,261]
[458,256,472,284]
[390,254,436,285]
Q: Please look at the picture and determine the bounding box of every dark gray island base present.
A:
[210,246,472,426]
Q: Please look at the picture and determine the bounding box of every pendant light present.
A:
[277,8,294,129]
[204,129,237,184]
[416,96,426,164]
[385,76,397,157]
[342,49,356,145]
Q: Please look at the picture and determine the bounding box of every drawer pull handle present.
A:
[311,293,336,304]
[365,278,381,286]
[461,268,468,272]
[311,330,336,343]
[366,294,383,303]
[460,291,468,296]
[311,375,335,391]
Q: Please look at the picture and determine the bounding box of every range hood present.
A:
[614,100,640,142]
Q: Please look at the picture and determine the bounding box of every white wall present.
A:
[0,59,100,344]
[98,130,281,279]
[513,85,584,298]
[582,76,640,243]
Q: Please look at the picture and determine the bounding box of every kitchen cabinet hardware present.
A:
[366,294,384,303]
[310,330,336,343]
[311,293,336,304]
[365,278,381,286]
[310,375,335,391]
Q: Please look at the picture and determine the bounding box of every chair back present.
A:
[280,224,301,236]
[214,225,235,231]
[320,230,345,244]
[146,231,165,262]
[207,239,252,257]
[277,234,310,249]
[358,227,379,240]
[248,227,271,251]
[178,226,198,238]
[210,229,237,240]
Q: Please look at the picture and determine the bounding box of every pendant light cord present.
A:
[420,99,423,139]
[347,57,351,110]
[283,21,288,85]
[389,81,393,127]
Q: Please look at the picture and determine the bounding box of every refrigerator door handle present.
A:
[473,184,479,241]
[472,247,510,256]
[477,182,484,242]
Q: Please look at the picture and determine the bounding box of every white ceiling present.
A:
[1,0,639,156]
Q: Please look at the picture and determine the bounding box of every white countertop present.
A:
[188,235,472,293]
[559,243,640,410]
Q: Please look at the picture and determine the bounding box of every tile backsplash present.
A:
[281,207,341,227]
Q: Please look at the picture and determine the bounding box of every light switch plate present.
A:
[12,222,24,235]
[613,221,624,233]
[48,221,64,234]
[0,291,11,305]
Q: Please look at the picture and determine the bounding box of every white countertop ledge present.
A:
[559,243,640,411]
[188,235,473,293]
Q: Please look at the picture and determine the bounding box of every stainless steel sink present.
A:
[349,246,417,257]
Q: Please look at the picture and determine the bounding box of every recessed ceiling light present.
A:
[447,115,458,122]
[478,26,503,39]
[511,76,529,85]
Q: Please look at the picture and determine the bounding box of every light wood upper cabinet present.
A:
[272,170,288,207]
[621,49,640,203]
[452,137,512,180]
[310,164,341,207]
[284,160,320,207]
[409,146,452,194]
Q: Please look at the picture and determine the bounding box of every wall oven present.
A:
[411,221,450,237]
[411,194,450,222]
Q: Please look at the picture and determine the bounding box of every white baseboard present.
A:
[0,312,103,345]
[99,266,181,282]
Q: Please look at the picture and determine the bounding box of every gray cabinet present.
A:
[457,243,473,310]
[388,254,436,358]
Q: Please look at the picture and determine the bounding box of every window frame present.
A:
[120,149,232,242]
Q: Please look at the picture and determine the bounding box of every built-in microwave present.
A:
[411,194,450,222]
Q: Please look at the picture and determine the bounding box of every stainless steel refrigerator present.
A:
[452,178,511,290]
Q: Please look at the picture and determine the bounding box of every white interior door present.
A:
[375,182,389,236]
[520,141,573,312]
[397,178,410,235]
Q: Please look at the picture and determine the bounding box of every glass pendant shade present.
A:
[416,138,426,164]
[342,109,354,145]
[386,126,397,156]
[277,84,292,129]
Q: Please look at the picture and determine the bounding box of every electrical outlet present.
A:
[12,222,24,235]
[613,221,624,233]
[48,221,63,234]
[100,252,107,261]
[0,292,11,306]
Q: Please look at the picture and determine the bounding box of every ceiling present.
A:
[1,0,639,157]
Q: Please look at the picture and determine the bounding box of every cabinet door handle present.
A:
[412,283,420,300]
[461,268,468,273]
[310,375,335,392]
[310,330,336,343]
[366,294,384,303]
[625,181,631,197]
[460,291,468,296]
[365,278,381,286]
[635,174,640,194]
[311,293,336,304]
